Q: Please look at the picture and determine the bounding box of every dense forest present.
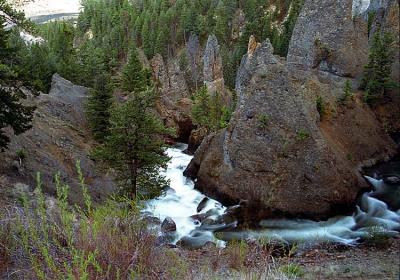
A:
[6,0,302,91]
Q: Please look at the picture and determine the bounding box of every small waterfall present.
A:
[144,144,400,248]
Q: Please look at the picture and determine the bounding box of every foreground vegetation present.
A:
[0,168,304,279]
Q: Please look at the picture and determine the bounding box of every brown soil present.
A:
[292,238,400,280]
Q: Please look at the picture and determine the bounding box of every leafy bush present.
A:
[16,148,27,161]
[364,226,391,247]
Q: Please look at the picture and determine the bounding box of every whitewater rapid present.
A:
[144,144,399,248]
[143,144,226,244]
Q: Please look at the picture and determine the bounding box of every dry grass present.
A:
[0,169,301,280]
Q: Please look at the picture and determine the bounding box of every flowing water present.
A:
[143,144,400,248]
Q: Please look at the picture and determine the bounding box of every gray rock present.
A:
[185,33,397,221]
[287,0,369,78]
[383,176,400,185]
[161,217,177,233]
[0,74,115,205]
[197,197,209,213]
[203,34,223,83]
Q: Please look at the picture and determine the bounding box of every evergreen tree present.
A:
[94,89,173,199]
[85,73,113,142]
[361,31,396,104]
[0,1,35,151]
[122,47,149,93]
[191,86,232,132]
[0,88,34,151]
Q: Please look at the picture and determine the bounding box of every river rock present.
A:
[177,230,215,250]
[383,176,400,185]
[161,217,177,233]
[197,197,209,213]
[185,23,397,221]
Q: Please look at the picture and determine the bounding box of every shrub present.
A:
[279,263,304,278]
[338,80,354,105]
[226,239,249,270]
[5,163,184,279]
[364,226,391,247]
[16,148,27,161]
[316,96,326,120]
[296,129,310,141]
[257,114,270,129]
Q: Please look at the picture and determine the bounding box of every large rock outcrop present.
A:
[287,0,369,79]
[203,35,232,104]
[185,33,397,220]
[0,74,115,204]
[151,54,194,142]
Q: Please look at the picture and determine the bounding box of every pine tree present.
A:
[361,31,396,104]
[0,1,35,151]
[85,73,113,142]
[94,89,173,199]
[122,48,149,93]
[191,86,232,132]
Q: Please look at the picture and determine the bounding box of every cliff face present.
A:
[287,0,368,79]
[151,34,232,149]
[0,74,115,204]
[185,1,398,221]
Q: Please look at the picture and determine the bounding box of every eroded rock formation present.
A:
[287,0,369,78]
[0,74,115,204]
[151,54,194,142]
[185,1,398,221]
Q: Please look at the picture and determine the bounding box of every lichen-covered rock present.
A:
[287,0,369,78]
[186,33,203,90]
[0,74,115,204]
[185,38,396,221]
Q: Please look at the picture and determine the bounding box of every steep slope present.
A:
[0,74,115,204]
[185,0,398,221]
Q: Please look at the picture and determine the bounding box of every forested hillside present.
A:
[10,0,301,92]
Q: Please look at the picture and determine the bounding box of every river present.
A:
[143,144,400,249]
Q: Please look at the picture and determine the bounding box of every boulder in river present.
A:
[161,217,177,233]
[197,197,209,213]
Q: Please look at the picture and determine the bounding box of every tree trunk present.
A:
[129,160,138,200]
